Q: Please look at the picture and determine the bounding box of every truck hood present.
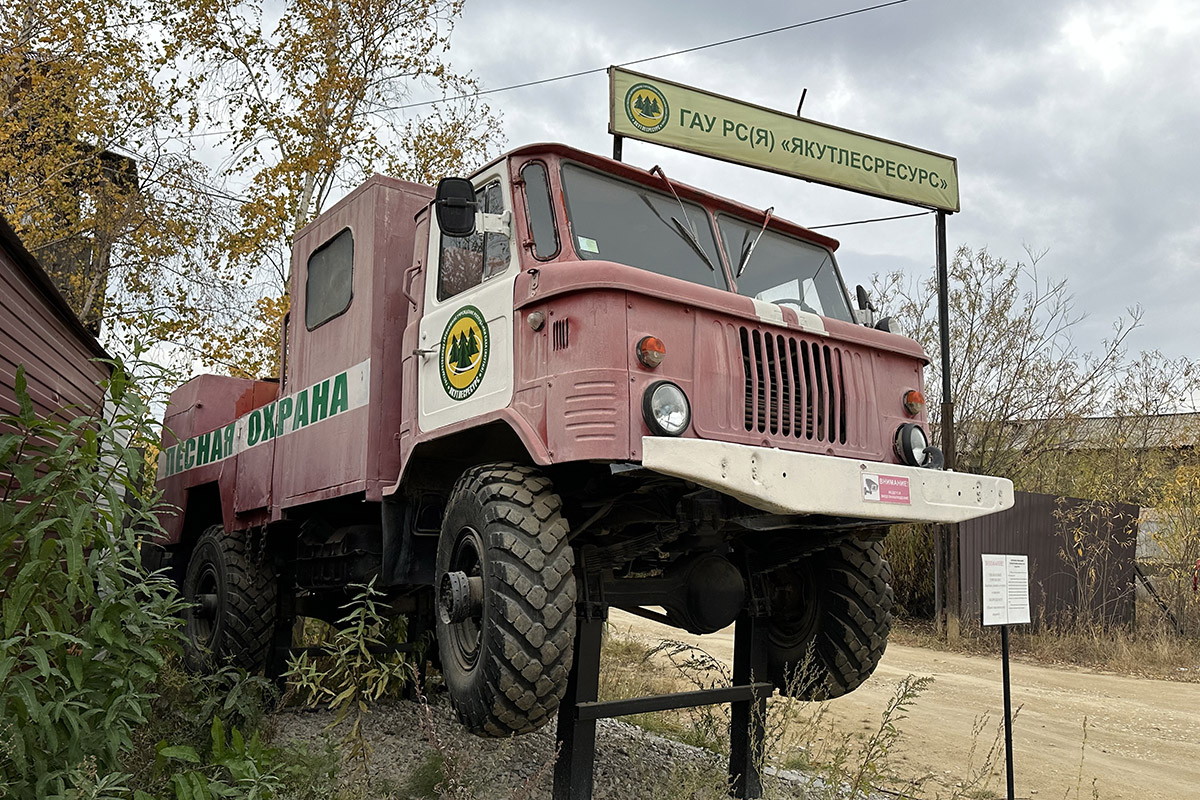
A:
[513,259,927,364]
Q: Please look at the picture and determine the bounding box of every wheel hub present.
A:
[443,526,486,670]
[439,570,483,624]
[196,593,219,618]
[190,566,221,645]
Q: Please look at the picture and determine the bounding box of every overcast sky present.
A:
[431,0,1199,362]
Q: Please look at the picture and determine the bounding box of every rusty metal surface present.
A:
[959,491,1138,628]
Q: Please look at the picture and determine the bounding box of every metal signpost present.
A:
[608,67,960,211]
[981,554,1031,800]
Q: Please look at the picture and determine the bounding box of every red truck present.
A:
[150,142,1012,737]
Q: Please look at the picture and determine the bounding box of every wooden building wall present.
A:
[0,215,111,437]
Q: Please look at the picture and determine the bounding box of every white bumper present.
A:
[641,437,1013,524]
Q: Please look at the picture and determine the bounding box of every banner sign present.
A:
[157,360,371,479]
[609,67,960,212]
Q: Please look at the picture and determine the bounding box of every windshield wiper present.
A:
[650,165,714,271]
[671,216,715,271]
[736,206,774,278]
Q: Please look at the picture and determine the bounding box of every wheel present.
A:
[182,525,278,672]
[435,463,576,737]
[764,538,894,700]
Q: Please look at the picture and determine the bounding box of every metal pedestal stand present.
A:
[553,606,771,799]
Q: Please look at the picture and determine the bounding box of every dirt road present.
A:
[608,609,1200,800]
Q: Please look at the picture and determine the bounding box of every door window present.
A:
[438,182,510,301]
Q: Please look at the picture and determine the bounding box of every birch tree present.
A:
[0,0,239,342]
[162,0,504,376]
[3,0,501,378]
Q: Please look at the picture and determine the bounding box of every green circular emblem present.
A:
[439,305,490,401]
[625,83,669,134]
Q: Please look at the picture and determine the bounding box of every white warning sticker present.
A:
[862,473,911,504]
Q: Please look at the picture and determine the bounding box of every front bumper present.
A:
[641,437,1013,524]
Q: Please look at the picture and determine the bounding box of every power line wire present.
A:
[377,0,914,113]
[110,2,919,211]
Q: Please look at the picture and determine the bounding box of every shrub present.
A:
[284,580,418,774]
[882,523,936,618]
[1,363,182,797]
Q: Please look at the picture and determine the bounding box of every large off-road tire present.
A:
[435,463,576,737]
[765,538,894,700]
[182,525,278,673]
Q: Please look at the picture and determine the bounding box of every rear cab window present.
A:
[306,228,354,329]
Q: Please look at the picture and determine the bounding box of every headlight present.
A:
[895,423,929,466]
[643,381,690,436]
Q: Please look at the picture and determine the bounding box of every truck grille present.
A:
[739,327,848,444]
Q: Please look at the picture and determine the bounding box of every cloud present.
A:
[441,0,1200,358]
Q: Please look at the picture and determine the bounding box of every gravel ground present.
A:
[273,697,825,799]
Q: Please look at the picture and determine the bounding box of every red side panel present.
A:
[276,176,433,510]
[511,286,631,463]
[156,375,278,543]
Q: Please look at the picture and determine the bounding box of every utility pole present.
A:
[935,211,960,642]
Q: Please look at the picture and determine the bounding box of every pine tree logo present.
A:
[439,305,490,401]
[625,83,669,134]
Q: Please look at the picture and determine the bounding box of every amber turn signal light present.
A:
[636,336,666,368]
[903,389,925,416]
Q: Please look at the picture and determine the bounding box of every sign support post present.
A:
[982,553,1030,800]
[936,210,960,640]
[1000,623,1015,800]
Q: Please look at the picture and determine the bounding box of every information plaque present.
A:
[981,554,1030,626]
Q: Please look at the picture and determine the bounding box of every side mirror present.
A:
[435,177,477,237]
[855,284,876,312]
[855,284,877,326]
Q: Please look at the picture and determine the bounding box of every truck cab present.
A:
[152,142,1012,738]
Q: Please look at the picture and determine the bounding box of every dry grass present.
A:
[891,613,1200,682]
[598,634,732,752]
[599,630,1010,800]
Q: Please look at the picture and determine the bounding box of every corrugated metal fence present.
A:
[959,492,1139,628]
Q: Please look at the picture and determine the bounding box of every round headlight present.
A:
[895,423,929,466]
[643,381,691,436]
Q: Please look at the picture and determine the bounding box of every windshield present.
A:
[560,164,727,290]
[718,215,853,322]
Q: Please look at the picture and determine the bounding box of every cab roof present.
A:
[492,142,841,252]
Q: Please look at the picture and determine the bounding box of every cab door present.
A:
[416,170,516,432]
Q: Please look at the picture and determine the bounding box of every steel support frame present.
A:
[553,605,770,799]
